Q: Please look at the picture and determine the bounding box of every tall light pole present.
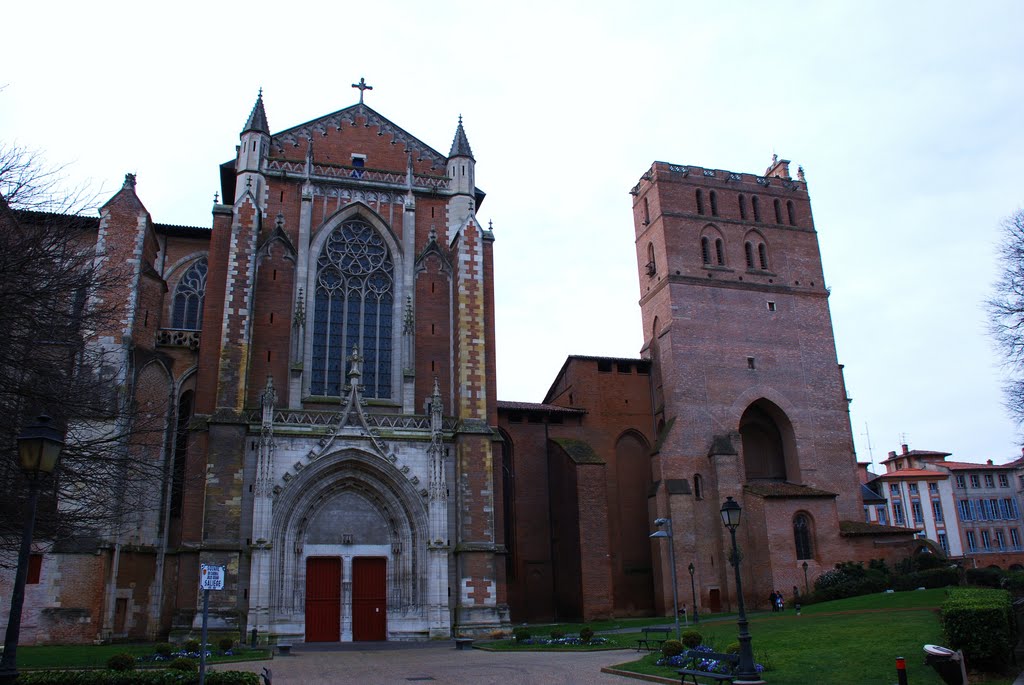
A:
[0,415,65,685]
[720,496,764,684]
[649,517,680,641]
[687,562,699,624]
[802,561,809,596]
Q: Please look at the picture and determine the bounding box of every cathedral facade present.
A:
[0,95,918,646]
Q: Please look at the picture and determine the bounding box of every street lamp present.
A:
[649,517,680,641]
[0,415,65,685]
[720,496,764,684]
[802,561,809,596]
[687,562,699,624]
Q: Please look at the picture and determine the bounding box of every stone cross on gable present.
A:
[352,77,373,104]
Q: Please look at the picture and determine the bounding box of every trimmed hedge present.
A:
[941,587,1015,669]
[890,567,959,591]
[965,567,1003,588]
[18,670,259,684]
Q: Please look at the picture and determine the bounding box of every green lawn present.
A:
[16,644,270,670]
[504,589,1016,685]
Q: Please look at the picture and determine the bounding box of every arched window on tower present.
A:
[715,238,725,266]
[696,189,705,215]
[794,513,814,560]
[774,198,783,224]
[758,243,769,270]
[701,237,711,265]
[311,217,394,398]
[752,196,762,222]
[740,400,791,481]
[739,194,748,220]
[172,258,207,330]
[710,191,719,217]
[787,200,797,226]
[646,242,657,276]
[643,197,650,225]
[745,242,755,269]
[693,474,704,500]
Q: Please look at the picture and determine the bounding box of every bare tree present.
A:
[988,208,1024,425]
[0,146,174,567]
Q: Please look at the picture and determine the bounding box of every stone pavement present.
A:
[223,642,644,685]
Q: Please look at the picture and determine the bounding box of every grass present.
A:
[16,644,271,670]
[502,589,1017,685]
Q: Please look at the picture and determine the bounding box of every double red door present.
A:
[352,557,387,641]
[305,556,387,642]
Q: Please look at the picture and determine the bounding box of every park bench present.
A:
[678,648,740,684]
[635,626,671,651]
[454,637,474,650]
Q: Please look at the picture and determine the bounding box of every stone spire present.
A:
[448,114,474,161]
[242,88,269,135]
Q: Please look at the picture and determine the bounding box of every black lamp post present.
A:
[649,517,680,641]
[687,562,699,625]
[0,415,65,685]
[720,496,763,683]
[802,561,809,596]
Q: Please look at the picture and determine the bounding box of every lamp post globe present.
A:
[720,496,763,683]
[0,415,65,685]
[687,562,698,624]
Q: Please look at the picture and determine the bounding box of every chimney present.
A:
[988,459,994,465]
[902,444,909,455]
[888,451,897,459]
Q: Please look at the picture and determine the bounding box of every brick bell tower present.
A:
[632,158,866,617]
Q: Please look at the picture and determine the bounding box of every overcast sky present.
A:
[3,2,1023,468]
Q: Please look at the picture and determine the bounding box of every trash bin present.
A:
[923,644,967,685]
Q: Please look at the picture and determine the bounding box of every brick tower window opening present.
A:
[646,242,657,276]
[767,301,776,312]
[714,238,725,266]
[758,243,769,270]
[738,194,748,220]
[752,196,762,222]
[773,198,783,224]
[793,512,814,560]
[739,399,793,482]
[787,200,797,226]
[693,474,703,500]
[710,190,719,217]
[744,242,754,269]
[171,258,208,330]
[642,196,650,225]
[695,189,705,215]
[311,218,394,398]
[701,237,711,265]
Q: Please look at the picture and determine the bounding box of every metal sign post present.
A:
[199,564,225,685]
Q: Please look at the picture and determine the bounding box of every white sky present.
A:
[3,1,1023,467]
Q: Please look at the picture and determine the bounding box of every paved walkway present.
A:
[224,642,644,685]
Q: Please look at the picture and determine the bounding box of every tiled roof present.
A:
[840,521,920,537]
[876,469,946,479]
[550,437,603,465]
[945,460,1014,471]
[497,400,585,414]
[881,449,950,462]
[744,482,836,498]
[155,222,211,237]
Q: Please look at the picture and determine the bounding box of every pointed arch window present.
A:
[172,258,207,330]
[311,218,394,398]
[758,243,769,270]
[701,237,711,265]
[714,238,725,266]
[794,513,813,560]
[745,242,755,269]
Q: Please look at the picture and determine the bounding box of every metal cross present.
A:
[351,77,373,104]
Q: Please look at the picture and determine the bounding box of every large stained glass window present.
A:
[311,219,394,398]
[172,258,207,330]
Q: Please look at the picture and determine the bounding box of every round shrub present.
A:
[549,629,565,640]
[154,642,174,658]
[169,657,199,672]
[106,653,136,671]
[579,626,594,643]
[513,627,530,643]
[183,638,201,652]
[680,629,703,648]
[661,639,684,657]
[725,642,740,654]
[218,637,235,652]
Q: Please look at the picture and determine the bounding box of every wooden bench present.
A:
[454,637,474,650]
[635,626,672,651]
[677,649,740,684]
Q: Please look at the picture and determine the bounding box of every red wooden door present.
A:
[305,557,341,642]
[352,557,387,641]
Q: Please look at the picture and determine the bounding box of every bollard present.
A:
[795,603,801,615]
[896,656,908,685]
[251,628,258,648]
